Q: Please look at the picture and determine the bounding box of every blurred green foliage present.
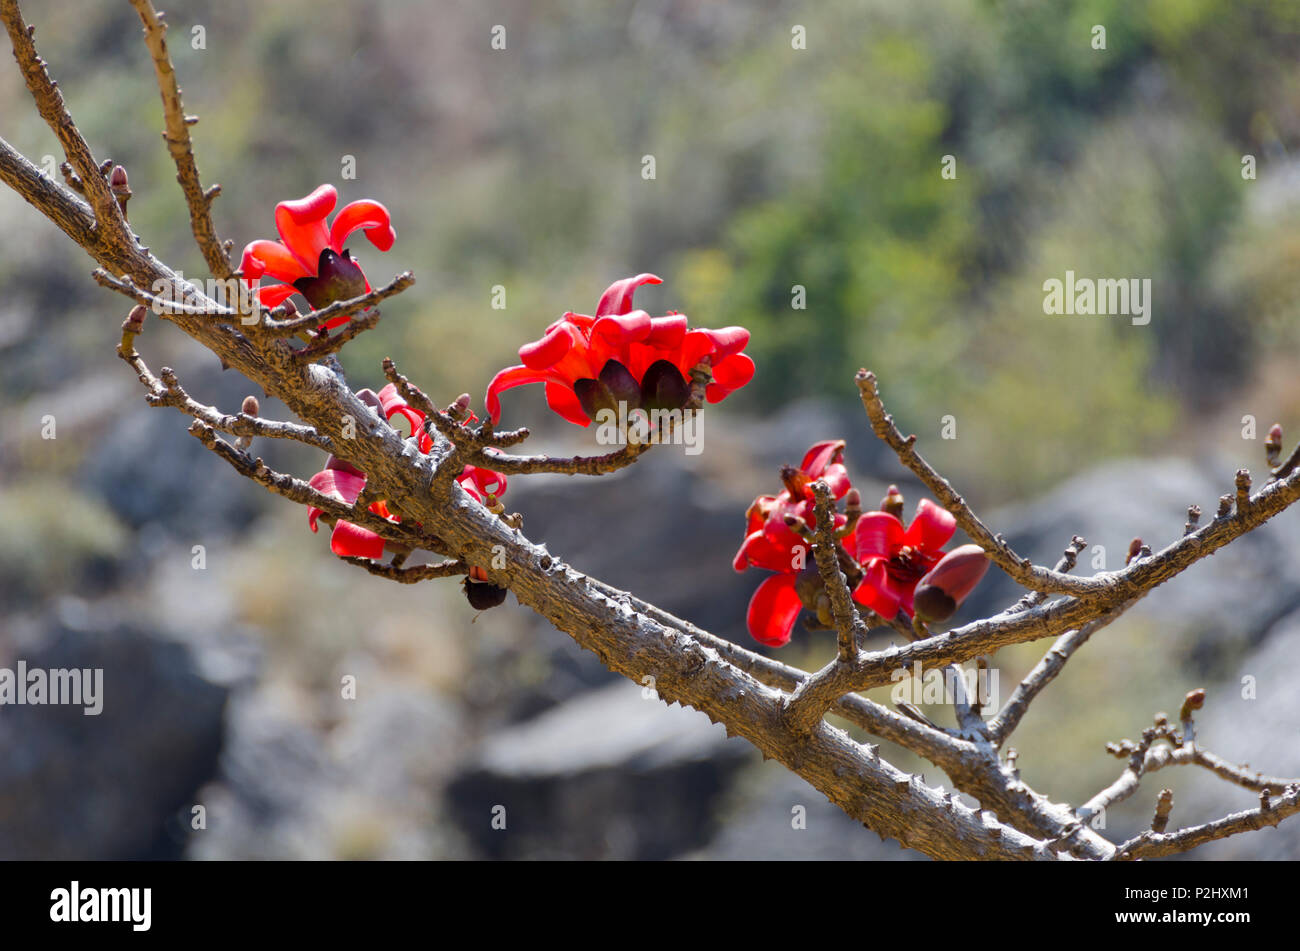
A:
[2,0,1298,501]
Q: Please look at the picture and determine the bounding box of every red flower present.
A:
[240,184,395,323]
[733,441,858,648]
[307,384,505,559]
[851,499,956,620]
[484,273,755,426]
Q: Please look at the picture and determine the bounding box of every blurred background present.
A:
[1,0,1299,859]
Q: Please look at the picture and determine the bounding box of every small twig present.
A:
[117,346,332,452]
[262,272,415,336]
[856,370,1090,597]
[186,419,430,552]
[1113,785,1300,860]
[339,557,467,582]
[1007,536,1087,614]
[95,268,233,317]
[293,307,383,362]
[1077,727,1159,823]
[987,600,1133,746]
[0,0,129,242]
[128,0,230,277]
[1150,789,1174,834]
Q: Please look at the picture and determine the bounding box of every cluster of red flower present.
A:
[244,186,983,633]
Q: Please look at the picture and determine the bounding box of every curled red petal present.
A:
[460,464,507,500]
[594,273,661,317]
[519,323,579,370]
[681,326,750,367]
[746,573,803,648]
[905,499,957,554]
[307,467,367,532]
[798,440,846,480]
[328,199,395,253]
[710,352,755,390]
[733,529,796,574]
[854,511,906,561]
[591,309,653,345]
[545,381,592,427]
[330,520,385,560]
[240,239,310,283]
[484,365,568,423]
[274,185,336,270]
[852,559,903,619]
[644,314,688,348]
[280,184,338,223]
[819,462,852,500]
[257,284,298,309]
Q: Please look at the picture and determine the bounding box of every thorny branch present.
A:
[3,0,1299,860]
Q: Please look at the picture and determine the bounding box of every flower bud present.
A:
[121,304,147,334]
[354,387,385,415]
[241,395,260,417]
[109,164,131,217]
[838,487,863,538]
[911,544,989,623]
[880,485,904,520]
[1266,423,1283,467]
[1180,688,1206,721]
[463,578,508,610]
[447,393,472,422]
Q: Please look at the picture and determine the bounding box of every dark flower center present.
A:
[885,544,931,586]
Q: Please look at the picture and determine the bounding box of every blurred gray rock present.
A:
[0,623,227,859]
[447,679,750,859]
[189,678,468,860]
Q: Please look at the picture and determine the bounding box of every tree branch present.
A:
[1113,785,1300,860]
[128,0,231,277]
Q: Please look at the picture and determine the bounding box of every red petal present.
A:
[519,323,579,370]
[710,352,755,390]
[274,185,336,270]
[545,381,592,427]
[905,499,957,553]
[591,309,653,345]
[240,239,310,283]
[854,511,906,560]
[594,273,661,317]
[330,520,385,559]
[376,382,427,444]
[798,440,846,480]
[681,326,750,367]
[644,314,688,348]
[309,466,366,505]
[484,364,566,423]
[746,573,802,647]
[308,467,366,532]
[852,559,903,619]
[820,462,852,500]
[733,529,797,573]
[257,284,298,308]
[459,464,507,500]
[328,199,395,253]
